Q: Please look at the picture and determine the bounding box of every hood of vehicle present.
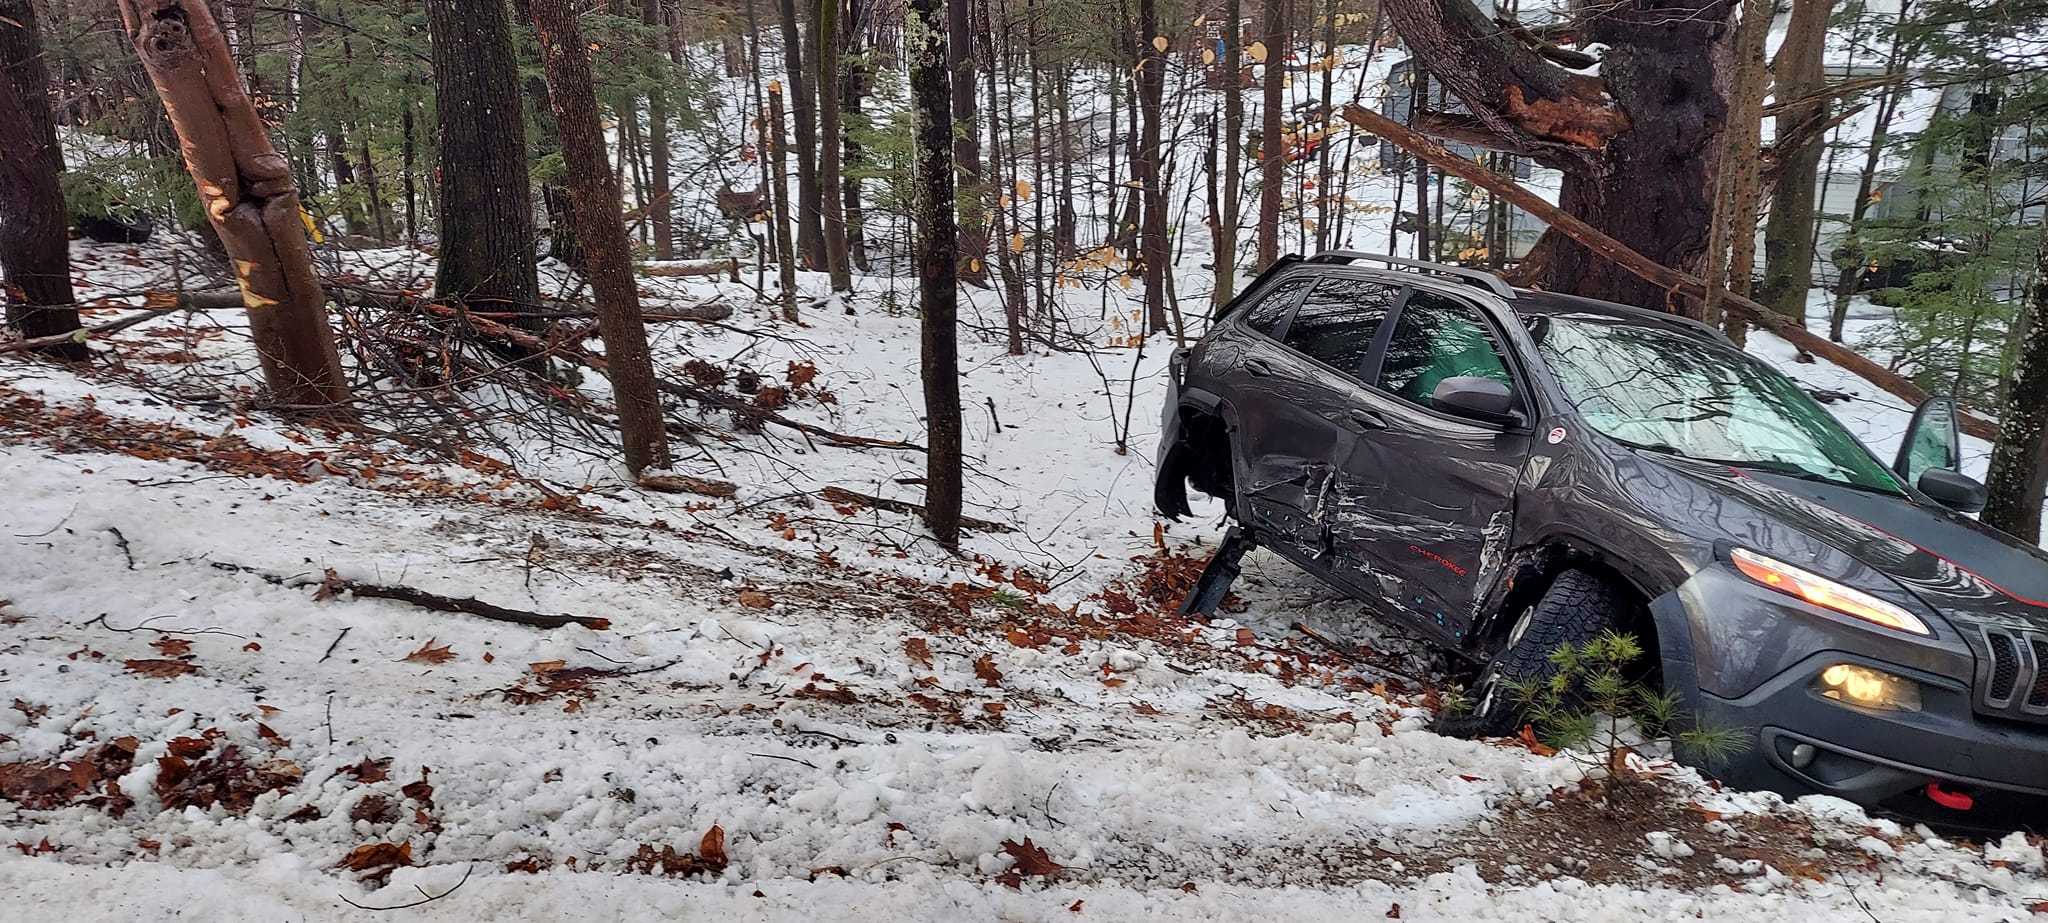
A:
[1633,451,2048,634]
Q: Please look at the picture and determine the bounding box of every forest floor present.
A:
[0,239,2041,920]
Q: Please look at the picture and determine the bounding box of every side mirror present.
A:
[1895,396,1962,486]
[1918,468,1987,514]
[1430,376,1520,426]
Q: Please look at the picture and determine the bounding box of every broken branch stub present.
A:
[1336,103,1999,441]
[116,0,348,411]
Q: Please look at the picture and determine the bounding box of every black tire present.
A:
[1435,569,1629,739]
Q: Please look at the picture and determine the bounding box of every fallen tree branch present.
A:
[637,258,741,282]
[315,569,611,630]
[206,560,609,630]
[0,306,184,356]
[1338,103,2000,441]
[819,486,1014,534]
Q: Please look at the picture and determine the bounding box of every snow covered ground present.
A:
[2,236,2045,920]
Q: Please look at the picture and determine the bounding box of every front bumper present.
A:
[1656,565,2048,823]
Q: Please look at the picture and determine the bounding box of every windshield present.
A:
[1533,315,1905,494]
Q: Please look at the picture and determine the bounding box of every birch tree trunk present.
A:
[528,0,672,476]
[118,0,348,408]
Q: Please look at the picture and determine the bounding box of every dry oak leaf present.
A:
[736,589,775,609]
[995,837,1062,889]
[1517,725,1558,758]
[340,841,414,884]
[973,654,1003,688]
[123,659,199,679]
[403,639,456,665]
[343,757,392,784]
[904,636,933,669]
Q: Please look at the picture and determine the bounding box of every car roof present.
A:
[1502,288,1731,344]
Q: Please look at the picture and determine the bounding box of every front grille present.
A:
[2032,637,2048,709]
[1975,626,2048,721]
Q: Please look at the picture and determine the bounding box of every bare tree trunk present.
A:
[1703,0,1769,337]
[1315,0,1335,251]
[643,0,674,259]
[948,0,987,283]
[529,0,671,476]
[1982,233,2048,542]
[427,0,541,323]
[908,0,962,547]
[118,0,348,409]
[1255,0,1284,269]
[813,0,852,289]
[0,0,84,359]
[778,0,827,268]
[840,0,869,272]
[980,4,1026,354]
[1828,0,1916,341]
[1216,0,1243,304]
[767,82,800,321]
[1136,0,1168,332]
[1756,0,1832,326]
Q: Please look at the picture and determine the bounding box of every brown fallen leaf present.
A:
[242,642,262,652]
[973,654,1003,688]
[904,637,933,669]
[149,637,193,657]
[699,824,727,867]
[403,639,456,666]
[1517,725,1559,757]
[256,723,289,748]
[401,768,434,806]
[529,659,566,674]
[343,757,392,784]
[1234,628,1256,646]
[736,589,775,609]
[339,841,414,884]
[995,837,1062,889]
[165,736,212,758]
[123,659,199,679]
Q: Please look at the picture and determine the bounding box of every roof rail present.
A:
[1305,251,1517,300]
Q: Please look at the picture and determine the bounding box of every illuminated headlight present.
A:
[1731,548,1932,636]
[1815,663,1922,712]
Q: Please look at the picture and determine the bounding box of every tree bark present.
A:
[1981,235,2048,541]
[1216,0,1243,304]
[118,0,348,408]
[643,0,674,260]
[778,0,827,269]
[767,82,800,321]
[948,0,987,284]
[840,0,869,272]
[528,0,671,476]
[1382,0,1733,308]
[427,0,541,322]
[1136,0,1168,332]
[1756,0,1832,327]
[1703,0,1769,335]
[1255,0,1285,270]
[0,0,85,359]
[908,0,962,547]
[814,0,852,291]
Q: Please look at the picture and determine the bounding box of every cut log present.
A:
[639,473,739,497]
[639,258,741,282]
[1337,103,2000,441]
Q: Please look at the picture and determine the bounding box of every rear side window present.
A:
[1378,291,1516,408]
[1280,277,1400,380]
[1237,276,1314,335]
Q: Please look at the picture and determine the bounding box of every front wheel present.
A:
[1435,569,1629,738]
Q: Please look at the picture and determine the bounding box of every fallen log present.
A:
[819,486,1014,534]
[639,473,740,498]
[1337,103,2000,442]
[638,258,741,282]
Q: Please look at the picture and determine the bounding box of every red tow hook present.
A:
[1925,781,1976,811]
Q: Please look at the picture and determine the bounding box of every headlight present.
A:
[1731,547,1932,636]
[1815,663,1922,711]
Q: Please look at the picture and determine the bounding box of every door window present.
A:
[1238,275,1315,335]
[1378,292,1516,410]
[1278,277,1400,380]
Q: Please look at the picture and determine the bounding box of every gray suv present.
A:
[1156,252,2047,828]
